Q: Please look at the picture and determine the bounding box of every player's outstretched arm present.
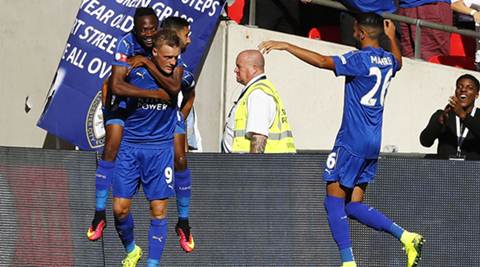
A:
[384,19,402,70]
[128,55,183,95]
[109,65,171,101]
[259,40,335,70]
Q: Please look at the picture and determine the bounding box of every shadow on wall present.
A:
[42,133,75,150]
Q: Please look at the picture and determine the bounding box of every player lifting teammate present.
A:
[88,8,196,253]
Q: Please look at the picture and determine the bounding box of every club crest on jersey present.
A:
[115,52,128,62]
[86,90,105,149]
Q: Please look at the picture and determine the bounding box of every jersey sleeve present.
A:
[333,51,369,77]
[391,53,400,77]
[177,57,196,92]
[181,69,196,92]
[112,36,133,67]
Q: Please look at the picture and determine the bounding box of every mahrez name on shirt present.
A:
[370,55,392,66]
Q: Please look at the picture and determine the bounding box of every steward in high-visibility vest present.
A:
[231,78,296,153]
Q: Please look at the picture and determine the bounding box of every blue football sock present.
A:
[148,218,168,264]
[324,195,354,262]
[95,190,108,211]
[114,213,135,253]
[345,202,404,240]
[389,223,405,240]
[95,159,115,211]
[174,168,191,219]
[146,259,160,267]
[340,247,355,263]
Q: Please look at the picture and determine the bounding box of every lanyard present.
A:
[226,75,267,121]
[235,75,267,103]
[456,107,476,154]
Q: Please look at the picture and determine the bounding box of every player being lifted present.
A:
[87,8,196,253]
[260,13,424,267]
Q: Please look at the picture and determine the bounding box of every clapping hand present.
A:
[448,96,467,120]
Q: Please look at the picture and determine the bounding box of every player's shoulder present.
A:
[362,47,397,68]
[177,55,188,68]
[128,66,150,81]
[338,49,368,64]
[115,33,135,57]
[341,49,363,58]
[118,32,135,47]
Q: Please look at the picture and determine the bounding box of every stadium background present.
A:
[1,0,478,153]
[1,1,480,266]
[1,146,478,266]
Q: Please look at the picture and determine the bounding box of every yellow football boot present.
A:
[401,231,425,267]
[121,245,142,267]
[341,261,357,267]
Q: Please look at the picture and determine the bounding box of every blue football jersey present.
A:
[399,0,450,8]
[177,56,196,94]
[332,46,399,158]
[122,67,177,145]
[175,56,196,112]
[341,0,396,13]
[112,32,150,67]
[106,33,152,113]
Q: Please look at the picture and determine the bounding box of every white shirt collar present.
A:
[241,73,266,93]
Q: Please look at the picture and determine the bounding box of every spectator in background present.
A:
[299,0,341,38]
[451,0,480,24]
[337,0,398,47]
[451,0,480,69]
[398,0,453,61]
[420,74,480,160]
[300,0,396,47]
[240,0,302,35]
[222,50,296,153]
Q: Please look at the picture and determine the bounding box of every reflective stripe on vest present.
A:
[233,130,294,140]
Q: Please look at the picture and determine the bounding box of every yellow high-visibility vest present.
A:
[232,78,296,153]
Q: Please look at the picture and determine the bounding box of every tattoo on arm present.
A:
[250,134,267,153]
